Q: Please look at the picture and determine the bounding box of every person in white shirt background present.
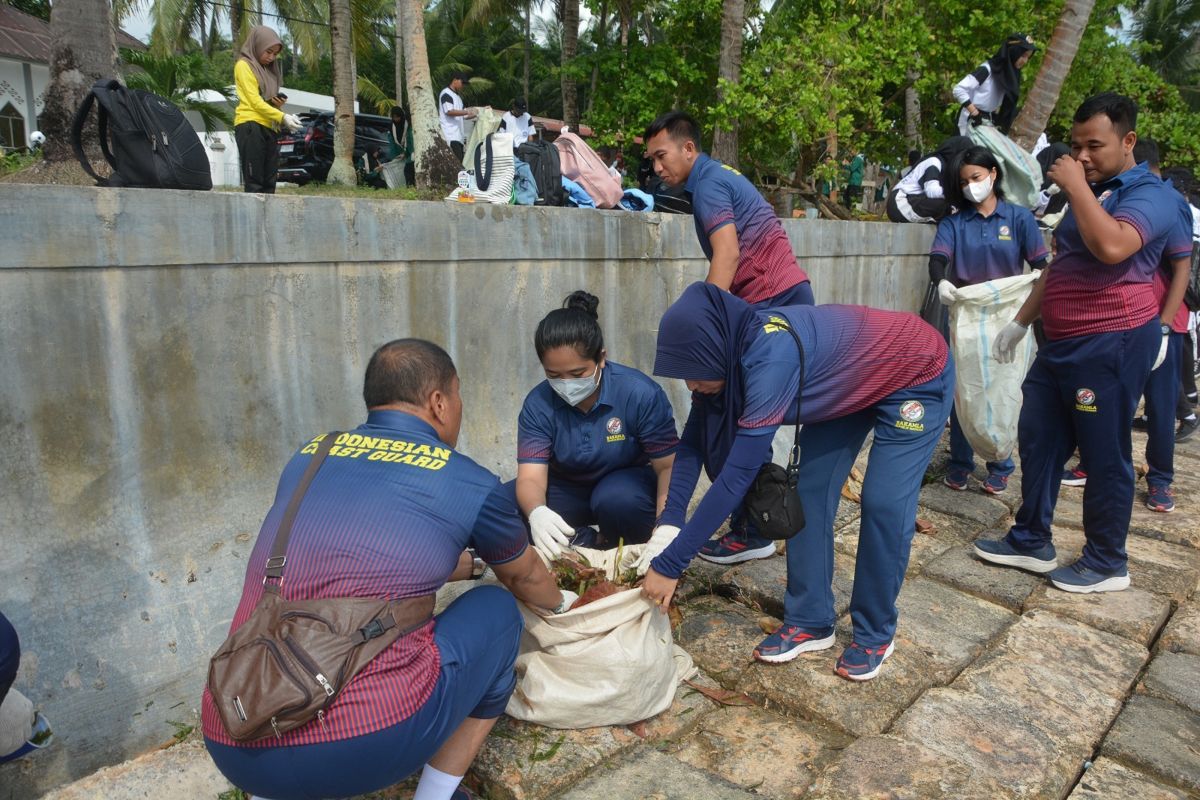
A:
[501,98,534,147]
[439,71,475,160]
[952,33,1038,136]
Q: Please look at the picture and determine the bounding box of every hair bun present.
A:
[564,290,599,320]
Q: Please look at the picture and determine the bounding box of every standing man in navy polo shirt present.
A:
[978,93,1182,593]
[643,110,814,309]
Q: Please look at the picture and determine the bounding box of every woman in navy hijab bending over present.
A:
[635,283,953,681]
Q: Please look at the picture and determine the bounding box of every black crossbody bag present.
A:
[742,320,807,540]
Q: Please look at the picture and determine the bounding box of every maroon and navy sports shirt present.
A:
[685,153,808,304]
[201,410,528,747]
[1043,161,1183,340]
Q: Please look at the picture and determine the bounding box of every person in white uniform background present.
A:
[952,34,1038,136]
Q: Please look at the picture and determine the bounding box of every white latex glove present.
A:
[937,279,957,306]
[283,113,303,132]
[529,505,573,560]
[1152,332,1169,371]
[992,320,1029,364]
[633,525,681,576]
[552,589,579,614]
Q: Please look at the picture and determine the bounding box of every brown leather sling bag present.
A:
[208,432,435,741]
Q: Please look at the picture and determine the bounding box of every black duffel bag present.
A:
[71,78,212,190]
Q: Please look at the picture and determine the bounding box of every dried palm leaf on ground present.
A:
[841,466,865,503]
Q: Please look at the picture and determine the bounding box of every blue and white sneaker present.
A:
[753,624,835,663]
[1049,561,1130,593]
[698,530,776,564]
[1145,485,1176,513]
[973,537,1058,573]
[943,469,970,491]
[834,641,895,681]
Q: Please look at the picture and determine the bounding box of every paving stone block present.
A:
[1024,583,1171,646]
[677,557,734,601]
[668,705,848,798]
[718,551,854,621]
[1052,484,1200,551]
[951,610,1148,749]
[835,520,954,576]
[891,687,1086,799]
[919,482,1012,527]
[807,734,1018,800]
[1101,694,1200,793]
[1139,651,1200,715]
[914,507,991,544]
[1045,526,1200,604]
[555,749,757,800]
[1158,602,1200,655]
[40,738,233,800]
[1066,757,1192,800]
[674,595,772,688]
[922,540,1043,612]
[737,621,937,737]
[471,718,629,800]
[893,577,1018,684]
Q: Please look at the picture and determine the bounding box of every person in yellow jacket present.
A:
[234,26,301,193]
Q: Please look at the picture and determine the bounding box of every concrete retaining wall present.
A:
[0,186,933,796]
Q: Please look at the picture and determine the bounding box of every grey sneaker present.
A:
[973,537,1058,573]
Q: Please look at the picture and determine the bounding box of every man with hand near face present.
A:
[978,93,1183,593]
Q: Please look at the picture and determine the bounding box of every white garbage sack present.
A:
[944,271,1040,463]
[505,544,697,729]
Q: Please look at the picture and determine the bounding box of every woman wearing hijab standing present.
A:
[510,291,679,560]
[953,34,1038,136]
[931,146,1049,494]
[633,284,953,681]
[886,136,973,223]
[234,26,302,193]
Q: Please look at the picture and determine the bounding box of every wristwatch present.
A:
[1161,323,1172,336]
[469,551,487,580]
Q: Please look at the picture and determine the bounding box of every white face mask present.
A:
[965,174,994,204]
[549,364,601,406]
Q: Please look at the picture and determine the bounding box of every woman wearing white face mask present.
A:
[930,146,1050,495]
[507,291,679,560]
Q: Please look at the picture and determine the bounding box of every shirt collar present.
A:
[1094,160,1147,193]
[685,153,713,193]
[961,199,1009,221]
[363,409,442,439]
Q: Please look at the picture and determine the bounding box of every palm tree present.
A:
[400,0,459,187]
[120,48,235,131]
[328,0,359,185]
[711,0,744,166]
[1009,0,1096,150]
[1131,0,1200,105]
[41,0,118,165]
[562,0,579,126]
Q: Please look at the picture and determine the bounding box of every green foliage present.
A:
[0,149,38,177]
[121,48,235,132]
[4,0,50,20]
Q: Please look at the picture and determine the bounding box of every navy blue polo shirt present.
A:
[517,360,679,484]
[930,199,1049,286]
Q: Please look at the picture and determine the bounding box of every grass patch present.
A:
[217,790,248,800]
[0,150,39,178]
[165,720,194,744]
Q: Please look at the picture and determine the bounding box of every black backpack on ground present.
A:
[71,78,212,190]
[515,140,566,206]
[646,175,693,215]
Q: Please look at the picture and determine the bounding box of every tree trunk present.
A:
[561,0,579,127]
[41,0,117,165]
[394,0,404,107]
[230,0,244,48]
[401,0,458,188]
[586,0,608,115]
[711,0,744,167]
[1009,0,1096,150]
[327,0,358,185]
[618,0,630,64]
[903,67,921,151]
[523,0,531,104]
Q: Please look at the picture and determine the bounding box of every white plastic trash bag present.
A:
[944,272,1040,463]
[505,544,696,729]
[969,124,1043,210]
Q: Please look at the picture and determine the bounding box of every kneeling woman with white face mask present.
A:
[930,145,1050,496]
[506,291,679,560]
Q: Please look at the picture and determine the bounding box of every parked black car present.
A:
[277,111,393,185]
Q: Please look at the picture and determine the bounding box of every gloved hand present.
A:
[1152,331,1170,371]
[283,113,303,132]
[992,320,1029,364]
[529,505,574,560]
[937,279,957,306]
[633,525,681,576]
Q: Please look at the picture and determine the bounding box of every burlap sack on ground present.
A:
[505,545,696,729]
[945,271,1040,462]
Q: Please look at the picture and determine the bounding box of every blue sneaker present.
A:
[982,473,1009,495]
[1049,561,1130,593]
[698,530,776,564]
[0,712,52,765]
[753,624,835,663]
[943,468,971,491]
[1061,468,1087,487]
[973,537,1058,573]
[1145,485,1175,513]
[834,641,895,681]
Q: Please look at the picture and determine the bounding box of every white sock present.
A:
[412,764,464,800]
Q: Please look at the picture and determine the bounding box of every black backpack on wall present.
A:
[515,140,566,206]
[71,78,213,190]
